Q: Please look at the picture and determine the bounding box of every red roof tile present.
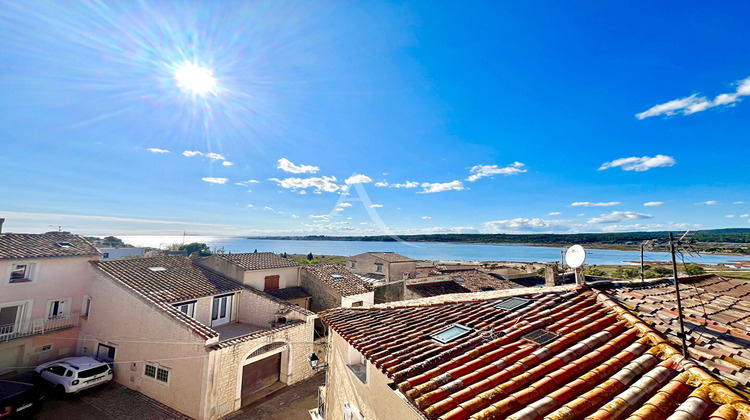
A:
[302,264,374,296]
[220,252,299,270]
[0,233,100,260]
[321,287,750,420]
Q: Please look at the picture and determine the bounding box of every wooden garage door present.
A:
[241,353,281,405]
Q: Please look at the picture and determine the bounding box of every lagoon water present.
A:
[117,235,749,266]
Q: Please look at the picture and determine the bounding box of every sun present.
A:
[174,62,218,96]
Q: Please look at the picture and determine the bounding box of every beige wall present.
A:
[340,292,375,308]
[324,331,423,420]
[242,267,299,291]
[347,254,416,282]
[81,268,210,420]
[195,256,245,283]
[389,261,417,282]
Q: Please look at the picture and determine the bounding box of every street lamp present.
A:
[308,353,328,370]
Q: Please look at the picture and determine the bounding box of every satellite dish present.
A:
[565,245,586,269]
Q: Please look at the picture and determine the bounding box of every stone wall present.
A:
[299,269,342,313]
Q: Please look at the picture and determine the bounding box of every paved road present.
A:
[225,372,325,420]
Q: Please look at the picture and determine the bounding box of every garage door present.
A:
[0,344,23,375]
[241,353,281,406]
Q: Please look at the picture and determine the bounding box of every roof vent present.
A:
[148,267,167,272]
[57,242,74,248]
[494,297,532,312]
[430,324,474,344]
[522,329,560,345]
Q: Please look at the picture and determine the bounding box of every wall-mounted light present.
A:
[308,353,328,370]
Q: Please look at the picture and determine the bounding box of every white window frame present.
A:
[0,300,32,337]
[82,295,92,318]
[46,297,72,320]
[144,362,171,386]
[374,263,383,273]
[346,344,369,385]
[5,261,40,285]
[174,301,196,319]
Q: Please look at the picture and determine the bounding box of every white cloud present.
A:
[205,153,225,161]
[147,148,170,153]
[548,212,561,216]
[345,174,373,185]
[276,158,319,174]
[422,216,431,220]
[235,180,260,186]
[740,214,750,218]
[466,162,526,182]
[483,218,572,233]
[588,211,653,224]
[268,176,340,193]
[419,180,465,194]
[644,201,664,207]
[571,202,621,207]
[370,204,383,208]
[183,151,203,157]
[600,222,699,232]
[734,201,745,204]
[375,181,420,188]
[726,215,735,218]
[636,77,750,119]
[222,161,234,166]
[246,204,254,208]
[299,190,307,195]
[695,201,719,205]
[291,215,299,219]
[309,214,332,221]
[599,155,675,172]
[183,150,228,162]
[339,203,353,208]
[264,207,274,212]
[201,177,228,184]
[577,213,585,217]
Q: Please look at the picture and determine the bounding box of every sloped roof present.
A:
[321,287,750,420]
[94,256,243,303]
[0,233,100,260]
[267,286,312,301]
[353,252,414,263]
[303,264,374,296]
[407,281,472,297]
[443,269,540,292]
[219,252,298,270]
[597,274,750,389]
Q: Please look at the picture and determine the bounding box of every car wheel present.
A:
[31,371,40,382]
[55,384,66,397]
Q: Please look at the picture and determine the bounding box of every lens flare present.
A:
[174,62,217,96]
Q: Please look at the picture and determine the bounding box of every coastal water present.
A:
[116,236,749,266]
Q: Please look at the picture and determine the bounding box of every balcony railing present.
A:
[0,311,80,342]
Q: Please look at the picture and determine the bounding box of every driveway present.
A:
[224,371,325,420]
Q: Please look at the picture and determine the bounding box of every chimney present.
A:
[0,218,4,234]
[544,263,558,287]
[189,251,200,260]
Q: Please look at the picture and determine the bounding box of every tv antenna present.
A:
[669,230,700,359]
[565,245,586,285]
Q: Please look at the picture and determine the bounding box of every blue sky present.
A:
[1,1,748,236]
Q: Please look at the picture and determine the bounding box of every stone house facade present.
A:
[346,252,416,283]
[299,264,375,312]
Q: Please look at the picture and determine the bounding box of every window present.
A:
[82,295,92,318]
[431,324,474,344]
[47,298,71,319]
[0,301,29,336]
[375,263,383,273]
[346,345,368,384]
[8,262,37,284]
[211,294,233,326]
[174,301,196,319]
[264,275,280,291]
[494,297,532,312]
[144,363,170,384]
[344,403,364,420]
[351,301,363,307]
[56,242,74,248]
[102,253,109,259]
[350,261,356,269]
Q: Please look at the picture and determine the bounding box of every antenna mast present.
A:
[669,232,689,358]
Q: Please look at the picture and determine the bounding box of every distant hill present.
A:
[251,228,750,246]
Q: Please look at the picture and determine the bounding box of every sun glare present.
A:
[174,62,218,96]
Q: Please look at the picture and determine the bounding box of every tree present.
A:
[536,267,546,276]
[623,268,639,279]
[254,249,258,253]
[651,266,672,276]
[307,252,314,261]
[585,267,607,277]
[179,242,211,256]
[684,264,705,276]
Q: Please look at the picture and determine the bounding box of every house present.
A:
[196,252,311,309]
[0,230,100,375]
[299,264,375,312]
[406,269,543,300]
[81,255,316,420]
[318,285,750,420]
[98,247,146,260]
[347,252,416,283]
[595,274,750,389]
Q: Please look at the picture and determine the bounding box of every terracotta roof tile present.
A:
[356,252,414,263]
[266,286,312,301]
[302,264,374,296]
[0,233,100,260]
[219,252,298,270]
[320,287,750,420]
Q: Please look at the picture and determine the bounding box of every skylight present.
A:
[430,324,474,344]
[522,328,560,345]
[57,242,74,248]
[148,267,167,272]
[453,276,465,282]
[494,297,532,311]
[331,274,344,279]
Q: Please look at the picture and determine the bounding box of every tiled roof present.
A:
[408,281,472,297]
[359,252,414,263]
[220,252,299,271]
[597,274,750,389]
[267,286,312,301]
[321,287,750,420]
[443,269,541,292]
[93,256,243,303]
[0,233,100,260]
[303,264,374,296]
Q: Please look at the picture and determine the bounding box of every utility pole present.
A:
[640,243,645,282]
[670,232,688,358]
[560,250,564,272]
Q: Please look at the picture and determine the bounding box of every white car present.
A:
[34,357,112,394]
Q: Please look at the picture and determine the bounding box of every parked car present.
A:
[34,357,112,394]
[0,380,44,418]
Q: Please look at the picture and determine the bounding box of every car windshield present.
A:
[78,364,109,378]
[47,365,66,376]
